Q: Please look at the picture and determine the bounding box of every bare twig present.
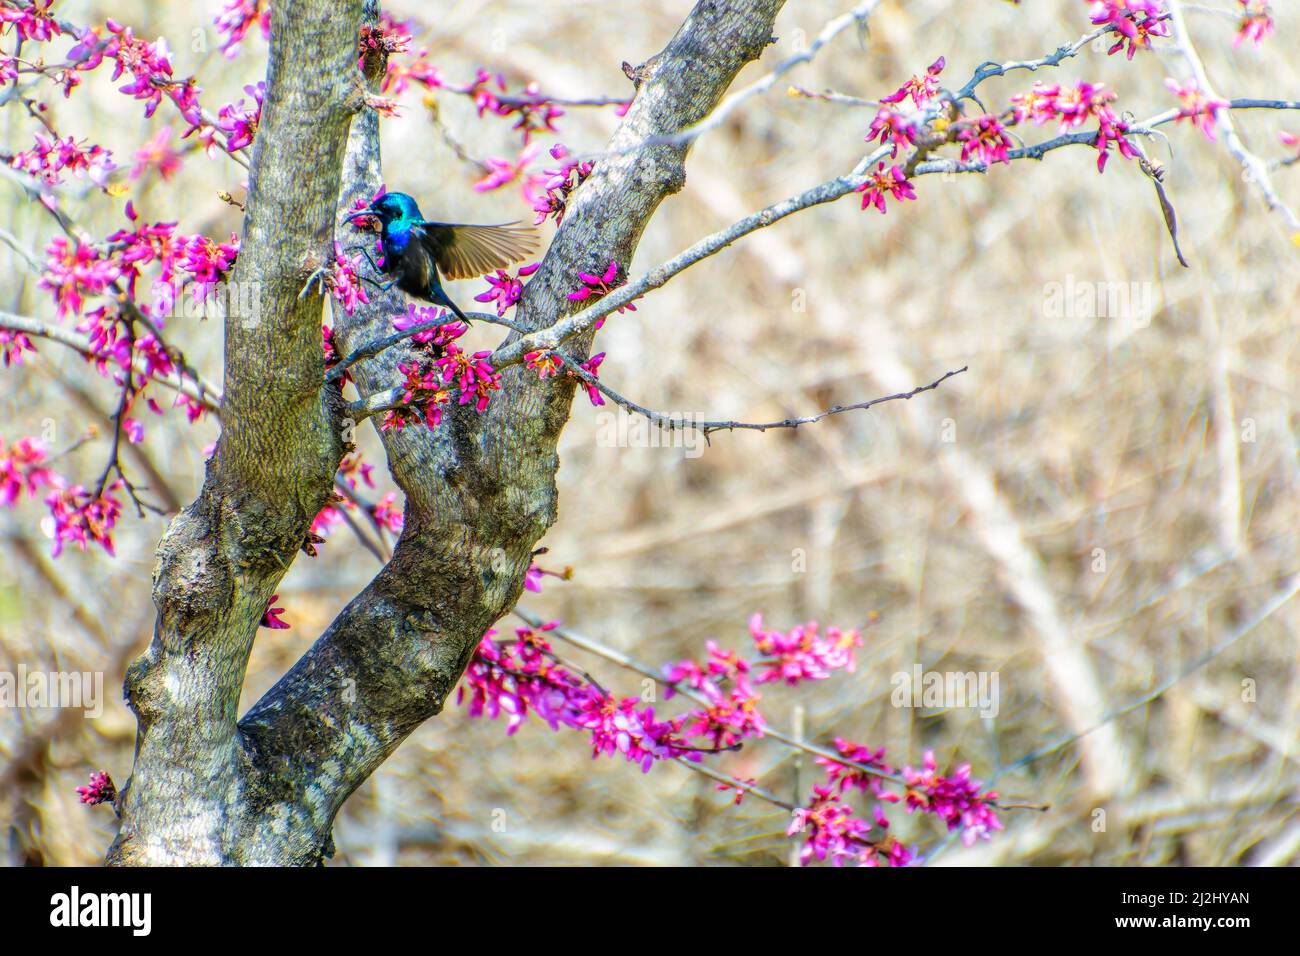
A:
[555,350,968,439]
[997,574,1300,778]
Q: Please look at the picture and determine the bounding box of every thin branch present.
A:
[954,22,1125,107]
[489,142,893,369]
[495,92,631,109]
[676,757,797,812]
[787,86,879,109]
[554,350,968,438]
[332,479,391,562]
[996,573,1300,779]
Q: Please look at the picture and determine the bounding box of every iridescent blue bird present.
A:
[343,191,537,321]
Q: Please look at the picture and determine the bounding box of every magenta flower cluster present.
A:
[531,144,594,226]
[379,307,503,431]
[76,770,117,806]
[45,482,124,558]
[474,262,539,316]
[1086,1,1171,59]
[1010,80,1138,172]
[457,587,1000,865]
[328,242,370,317]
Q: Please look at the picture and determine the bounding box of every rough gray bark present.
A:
[108,0,784,865]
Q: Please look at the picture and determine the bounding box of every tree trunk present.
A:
[108,0,785,865]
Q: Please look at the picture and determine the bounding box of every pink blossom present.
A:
[573,693,687,772]
[261,594,289,629]
[1233,0,1273,48]
[525,349,561,379]
[567,260,635,322]
[381,349,456,432]
[1093,112,1139,171]
[105,205,184,318]
[474,142,542,193]
[817,737,901,802]
[379,29,444,96]
[855,163,916,214]
[576,352,605,406]
[359,12,412,68]
[101,21,203,127]
[496,83,566,143]
[901,750,1003,846]
[214,0,271,58]
[787,785,873,866]
[1051,81,1117,131]
[130,126,182,180]
[311,504,345,539]
[1165,77,1230,142]
[459,625,589,735]
[1009,82,1064,127]
[45,483,123,557]
[338,454,376,490]
[0,0,61,42]
[681,685,766,749]
[749,613,862,685]
[531,143,592,225]
[328,242,369,316]
[214,82,265,151]
[475,262,539,315]
[438,349,501,412]
[371,491,404,534]
[866,107,918,158]
[466,68,507,117]
[78,307,131,376]
[10,131,116,188]
[881,56,945,109]
[132,334,174,384]
[957,114,1013,165]
[393,304,461,346]
[76,770,116,806]
[40,236,121,320]
[177,233,240,300]
[1010,81,1139,173]
[1086,1,1167,37]
[1,436,59,507]
[0,328,36,367]
[523,561,570,592]
[1106,11,1170,59]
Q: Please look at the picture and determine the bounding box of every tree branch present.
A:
[554,350,969,438]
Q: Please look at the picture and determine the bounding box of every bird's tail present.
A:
[430,286,469,324]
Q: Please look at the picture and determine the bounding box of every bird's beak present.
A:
[344,207,377,226]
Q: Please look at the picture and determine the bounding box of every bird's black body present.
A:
[344,191,537,321]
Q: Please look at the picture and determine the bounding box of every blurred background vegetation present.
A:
[2,0,1298,865]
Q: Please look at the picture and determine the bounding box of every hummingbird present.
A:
[343,191,538,321]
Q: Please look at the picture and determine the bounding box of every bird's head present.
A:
[344,191,422,232]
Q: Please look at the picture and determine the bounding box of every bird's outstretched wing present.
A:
[414,221,539,280]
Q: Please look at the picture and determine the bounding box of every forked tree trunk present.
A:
[107,0,784,865]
